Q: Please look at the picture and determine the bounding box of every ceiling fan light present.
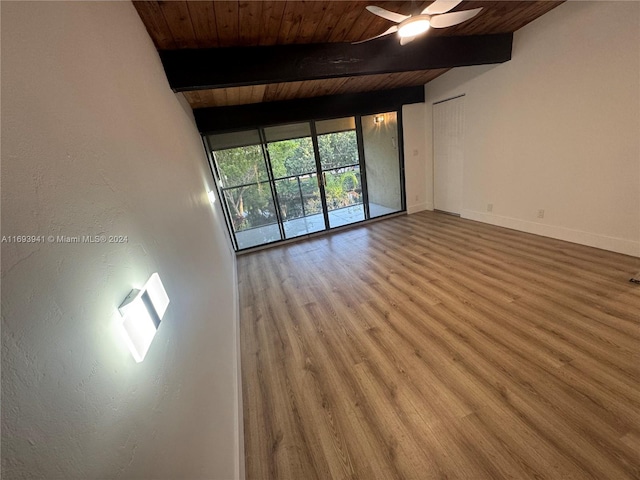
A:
[398,17,431,38]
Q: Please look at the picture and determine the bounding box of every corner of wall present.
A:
[408,203,432,214]
[402,102,431,213]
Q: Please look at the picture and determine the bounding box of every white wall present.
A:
[423,1,640,256]
[402,103,431,213]
[1,2,242,479]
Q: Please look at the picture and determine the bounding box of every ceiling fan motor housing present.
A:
[398,15,432,38]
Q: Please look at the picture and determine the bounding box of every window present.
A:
[206,114,405,251]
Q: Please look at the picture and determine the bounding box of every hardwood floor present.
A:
[238,211,640,480]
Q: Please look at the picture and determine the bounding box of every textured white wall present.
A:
[402,103,430,213]
[362,112,402,211]
[1,2,241,479]
[423,1,640,256]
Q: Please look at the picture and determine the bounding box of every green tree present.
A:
[215,145,273,230]
[325,170,360,209]
[267,138,318,220]
[317,131,358,169]
[267,138,316,177]
[214,130,362,229]
[318,131,361,209]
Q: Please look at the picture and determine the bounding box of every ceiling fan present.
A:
[354,0,483,45]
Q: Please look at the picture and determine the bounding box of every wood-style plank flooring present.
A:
[238,211,640,480]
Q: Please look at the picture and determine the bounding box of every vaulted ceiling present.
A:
[133,1,563,109]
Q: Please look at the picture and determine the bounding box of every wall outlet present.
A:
[487,203,493,212]
[537,209,545,219]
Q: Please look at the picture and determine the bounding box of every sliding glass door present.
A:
[208,130,281,250]
[206,113,404,251]
[264,123,325,239]
[315,118,365,228]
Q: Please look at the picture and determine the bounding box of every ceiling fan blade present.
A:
[352,25,399,44]
[366,5,409,23]
[422,0,463,15]
[399,35,418,46]
[430,8,482,28]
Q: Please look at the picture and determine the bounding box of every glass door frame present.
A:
[258,128,287,241]
[262,122,326,240]
[204,109,407,252]
[309,120,331,230]
[355,114,371,220]
[312,118,368,229]
[398,110,407,213]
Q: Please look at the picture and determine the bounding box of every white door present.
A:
[433,95,464,215]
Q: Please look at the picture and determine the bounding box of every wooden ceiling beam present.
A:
[159,33,512,92]
[194,86,425,133]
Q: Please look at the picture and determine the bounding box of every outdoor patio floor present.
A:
[235,203,398,249]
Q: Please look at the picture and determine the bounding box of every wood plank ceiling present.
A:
[134,1,563,109]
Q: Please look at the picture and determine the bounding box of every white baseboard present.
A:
[462,210,640,257]
[407,202,432,214]
[231,255,246,480]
